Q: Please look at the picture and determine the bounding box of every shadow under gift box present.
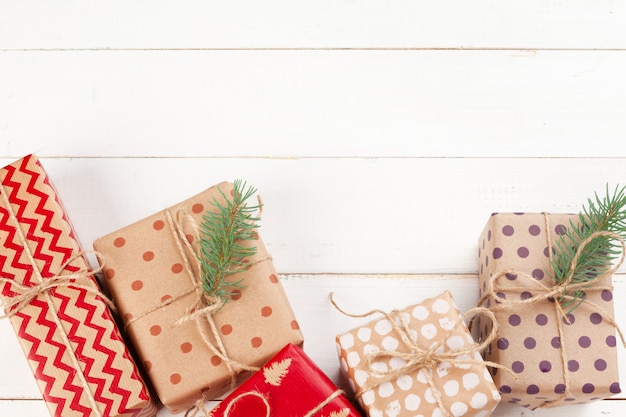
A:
[93,181,304,414]
[0,154,157,417]
[207,343,362,417]
[476,213,621,409]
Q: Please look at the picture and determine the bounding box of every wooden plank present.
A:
[0,156,622,274]
[156,400,626,417]
[155,399,626,417]
[1,398,619,417]
[1,274,624,415]
[0,1,625,50]
[1,50,626,158]
[281,274,626,402]
[0,400,68,415]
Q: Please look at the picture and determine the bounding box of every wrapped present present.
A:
[205,343,361,417]
[477,212,622,409]
[93,181,304,414]
[334,290,501,417]
[0,154,157,417]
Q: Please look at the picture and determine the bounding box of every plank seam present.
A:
[1,47,626,52]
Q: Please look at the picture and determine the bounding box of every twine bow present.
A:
[0,181,110,417]
[125,204,271,415]
[186,388,345,417]
[481,213,626,408]
[171,207,262,374]
[486,229,625,319]
[0,252,115,318]
[330,293,510,417]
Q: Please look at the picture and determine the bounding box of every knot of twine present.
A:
[330,293,510,417]
[125,206,272,397]
[0,251,114,318]
[186,388,345,417]
[481,213,626,408]
[0,182,110,417]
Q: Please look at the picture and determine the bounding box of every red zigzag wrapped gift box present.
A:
[0,155,157,417]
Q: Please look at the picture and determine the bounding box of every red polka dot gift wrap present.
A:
[93,181,304,414]
[0,155,157,417]
[335,290,501,417]
[207,343,362,417]
[476,213,621,409]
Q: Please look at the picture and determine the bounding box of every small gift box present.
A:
[93,181,304,413]
[206,343,362,417]
[476,212,622,409]
[334,290,500,417]
[0,155,156,417]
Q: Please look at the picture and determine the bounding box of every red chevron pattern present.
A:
[23,158,74,271]
[16,307,67,415]
[0,190,34,291]
[104,305,154,417]
[0,155,154,417]
[0,206,20,295]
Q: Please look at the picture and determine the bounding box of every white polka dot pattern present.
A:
[335,291,500,417]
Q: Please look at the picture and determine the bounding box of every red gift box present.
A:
[206,344,362,417]
[0,155,157,417]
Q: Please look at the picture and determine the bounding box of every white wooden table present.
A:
[1,2,626,416]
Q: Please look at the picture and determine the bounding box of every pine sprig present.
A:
[549,184,626,310]
[197,180,261,305]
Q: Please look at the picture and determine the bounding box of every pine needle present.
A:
[549,184,626,310]
[197,180,261,305]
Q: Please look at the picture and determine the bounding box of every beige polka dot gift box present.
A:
[334,290,501,417]
[93,181,304,414]
[476,213,621,409]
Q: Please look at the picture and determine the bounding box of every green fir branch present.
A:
[197,180,261,305]
[549,184,626,310]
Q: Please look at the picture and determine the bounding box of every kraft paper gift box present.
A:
[93,181,304,414]
[334,290,501,417]
[207,343,362,417]
[0,154,157,417]
[476,212,621,409]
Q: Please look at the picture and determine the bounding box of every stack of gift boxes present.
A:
[0,154,622,417]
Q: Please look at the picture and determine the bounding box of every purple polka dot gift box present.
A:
[335,290,501,417]
[476,213,621,409]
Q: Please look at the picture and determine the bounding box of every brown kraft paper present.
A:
[93,181,304,414]
[477,212,621,409]
[335,290,500,417]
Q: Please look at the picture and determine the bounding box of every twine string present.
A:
[302,389,344,417]
[0,183,105,417]
[220,391,271,417]
[124,202,274,417]
[0,251,115,318]
[330,293,510,417]
[164,208,261,384]
[185,388,345,417]
[185,397,211,417]
[164,207,270,369]
[123,282,200,329]
[482,213,626,408]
